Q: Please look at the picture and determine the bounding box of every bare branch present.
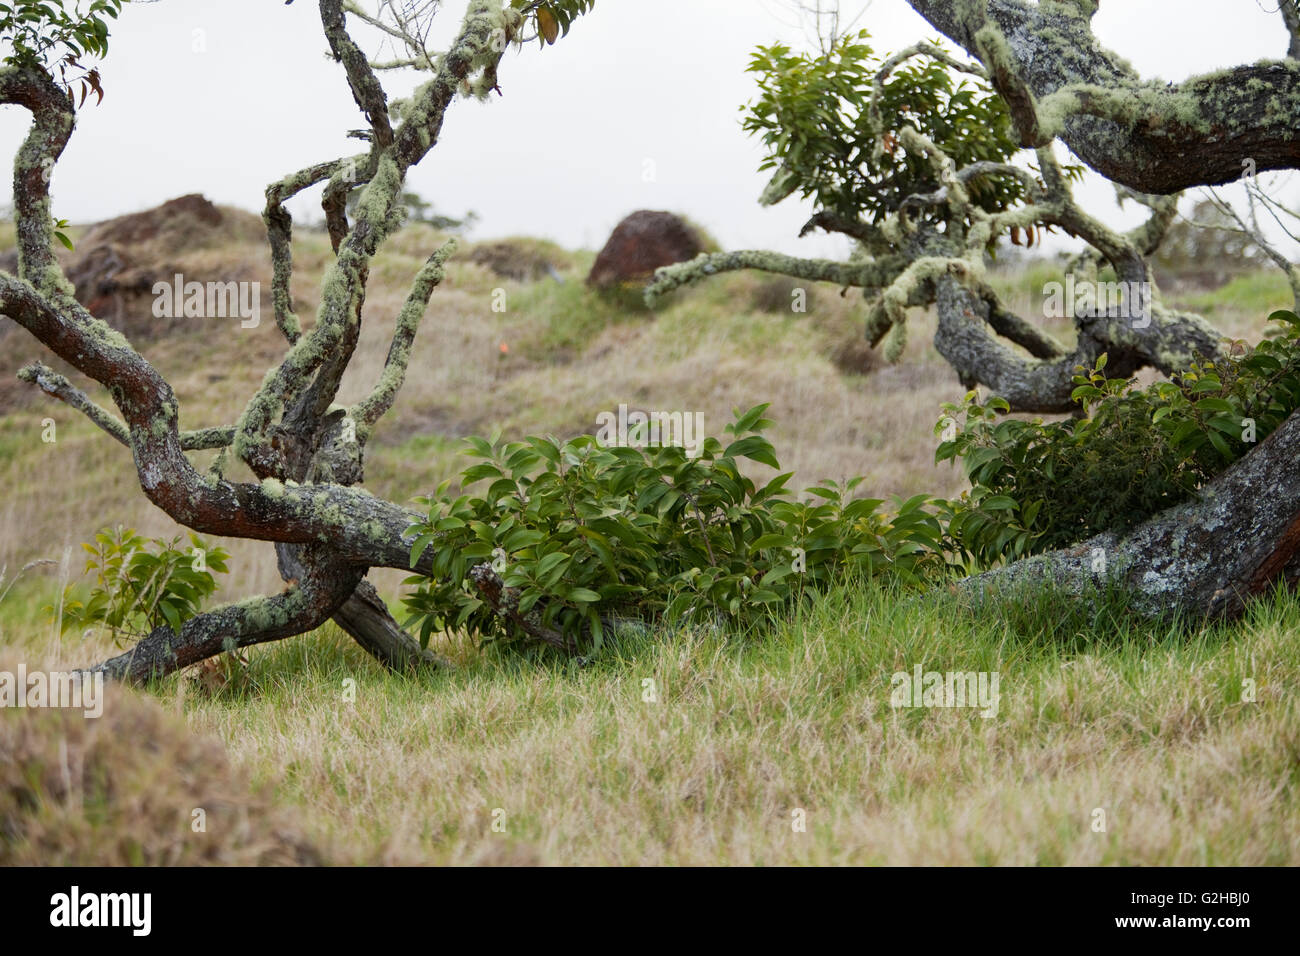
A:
[1206,185,1300,311]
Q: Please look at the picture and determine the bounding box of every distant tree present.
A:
[1152,199,1264,288]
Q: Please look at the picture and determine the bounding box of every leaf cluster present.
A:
[742,30,1024,226]
[401,405,949,654]
[0,1,124,104]
[48,526,229,643]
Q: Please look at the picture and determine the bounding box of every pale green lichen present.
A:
[353,240,456,439]
[882,319,908,363]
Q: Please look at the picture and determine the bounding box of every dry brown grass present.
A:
[151,583,1299,866]
[0,650,326,865]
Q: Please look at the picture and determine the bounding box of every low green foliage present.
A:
[937,310,1300,556]
[51,215,73,250]
[401,404,948,654]
[49,526,228,643]
[403,309,1300,653]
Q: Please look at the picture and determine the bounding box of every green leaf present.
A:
[722,435,780,469]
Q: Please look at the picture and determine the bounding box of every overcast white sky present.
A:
[0,0,1294,258]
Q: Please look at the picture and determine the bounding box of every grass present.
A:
[1180,269,1296,322]
[6,576,1293,865]
[1,215,1296,864]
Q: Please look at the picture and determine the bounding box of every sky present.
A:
[0,0,1294,259]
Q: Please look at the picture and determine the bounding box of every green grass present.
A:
[1180,269,1295,320]
[7,576,1277,865]
[507,278,627,358]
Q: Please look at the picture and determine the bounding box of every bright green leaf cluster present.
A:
[48,525,229,643]
[742,30,1023,227]
[401,404,951,655]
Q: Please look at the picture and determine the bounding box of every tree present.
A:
[1152,199,1264,289]
[1,0,593,681]
[647,1,1300,620]
[650,0,1300,414]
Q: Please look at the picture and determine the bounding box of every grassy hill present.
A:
[1,208,1296,865]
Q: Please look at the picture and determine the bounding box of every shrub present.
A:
[402,309,1300,655]
[750,275,816,314]
[401,405,949,654]
[937,310,1300,559]
[48,527,229,643]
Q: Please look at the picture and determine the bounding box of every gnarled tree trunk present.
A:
[965,401,1300,619]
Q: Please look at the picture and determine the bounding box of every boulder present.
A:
[586,210,706,290]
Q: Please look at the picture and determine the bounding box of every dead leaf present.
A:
[537,6,559,44]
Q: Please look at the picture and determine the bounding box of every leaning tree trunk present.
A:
[964,402,1300,618]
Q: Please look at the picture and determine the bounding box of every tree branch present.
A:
[264,158,354,343]
[321,0,395,149]
[18,363,236,450]
[90,543,363,683]
[233,1,508,480]
[964,401,1300,619]
[904,0,1300,192]
[352,239,456,440]
[646,249,907,305]
[1283,0,1300,60]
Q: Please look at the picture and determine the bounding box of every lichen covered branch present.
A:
[352,239,456,440]
[92,543,364,683]
[904,0,1300,192]
[264,158,354,343]
[646,250,907,305]
[232,0,510,481]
